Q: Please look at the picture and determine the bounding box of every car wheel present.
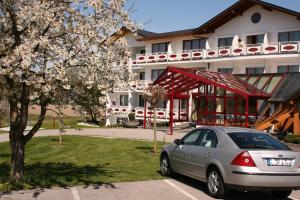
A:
[271,190,292,199]
[207,168,227,199]
[160,154,172,176]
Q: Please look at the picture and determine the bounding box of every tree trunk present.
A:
[153,107,157,155]
[8,92,48,180]
[89,109,98,124]
[9,99,28,180]
[10,131,25,180]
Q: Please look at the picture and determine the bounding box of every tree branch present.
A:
[24,100,49,143]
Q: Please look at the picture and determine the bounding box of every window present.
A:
[181,130,203,145]
[140,49,145,54]
[120,95,128,106]
[228,132,291,150]
[197,67,206,71]
[218,37,233,47]
[183,39,206,50]
[139,72,145,80]
[181,99,188,109]
[246,67,265,75]
[247,34,264,44]
[138,95,145,107]
[251,13,261,24]
[278,30,300,42]
[218,68,233,74]
[151,69,164,81]
[198,130,218,148]
[152,42,169,53]
[278,65,299,73]
[157,99,167,109]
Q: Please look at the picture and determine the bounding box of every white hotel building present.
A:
[106,0,300,130]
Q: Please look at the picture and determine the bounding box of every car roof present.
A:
[195,126,265,134]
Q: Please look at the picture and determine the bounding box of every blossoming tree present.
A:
[0,0,136,180]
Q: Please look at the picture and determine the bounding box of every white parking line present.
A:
[164,179,199,200]
[71,187,81,200]
[289,196,300,200]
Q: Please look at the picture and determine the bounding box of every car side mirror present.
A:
[174,139,182,145]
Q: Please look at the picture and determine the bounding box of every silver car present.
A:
[160,126,300,199]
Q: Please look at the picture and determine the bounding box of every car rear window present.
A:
[227,132,291,150]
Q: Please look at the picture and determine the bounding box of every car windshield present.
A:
[227,132,291,150]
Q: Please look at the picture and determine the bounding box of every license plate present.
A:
[267,159,292,166]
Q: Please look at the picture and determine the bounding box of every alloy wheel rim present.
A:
[161,157,168,175]
[208,171,220,194]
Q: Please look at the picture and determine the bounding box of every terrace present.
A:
[132,42,300,65]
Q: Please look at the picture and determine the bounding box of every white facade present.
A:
[106,3,300,125]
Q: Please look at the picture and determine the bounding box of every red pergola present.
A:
[152,67,271,134]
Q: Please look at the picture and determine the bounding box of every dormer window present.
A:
[183,39,206,51]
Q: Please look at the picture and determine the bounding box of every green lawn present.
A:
[0,136,164,192]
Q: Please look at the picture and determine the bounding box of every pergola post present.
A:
[224,90,227,126]
[143,98,146,129]
[186,91,189,121]
[197,84,201,124]
[234,95,237,126]
[245,97,249,127]
[178,98,181,122]
[170,76,174,135]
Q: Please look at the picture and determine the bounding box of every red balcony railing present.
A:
[132,42,300,65]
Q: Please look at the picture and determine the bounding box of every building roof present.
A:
[268,73,300,103]
[193,0,300,35]
[136,29,157,37]
[138,0,300,41]
[136,28,196,41]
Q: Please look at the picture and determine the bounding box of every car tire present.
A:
[160,154,172,177]
[271,190,292,199]
[206,168,227,199]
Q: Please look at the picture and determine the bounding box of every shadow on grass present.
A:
[0,162,117,194]
[135,146,153,152]
[0,153,10,158]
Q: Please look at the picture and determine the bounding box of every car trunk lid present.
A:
[248,150,299,172]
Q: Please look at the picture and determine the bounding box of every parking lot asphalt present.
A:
[1,177,300,200]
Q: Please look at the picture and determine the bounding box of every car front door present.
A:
[171,129,203,173]
[187,129,219,179]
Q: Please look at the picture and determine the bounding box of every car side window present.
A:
[198,129,218,148]
[181,130,203,146]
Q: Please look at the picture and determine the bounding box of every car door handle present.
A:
[205,152,210,158]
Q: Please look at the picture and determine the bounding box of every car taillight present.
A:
[231,151,256,167]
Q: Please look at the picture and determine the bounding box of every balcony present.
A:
[132,42,300,65]
[107,106,131,117]
[113,80,151,92]
[135,107,188,121]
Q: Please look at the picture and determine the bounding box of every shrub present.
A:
[128,113,135,122]
[283,134,300,144]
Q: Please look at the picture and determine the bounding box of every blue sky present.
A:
[126,0,300,33]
